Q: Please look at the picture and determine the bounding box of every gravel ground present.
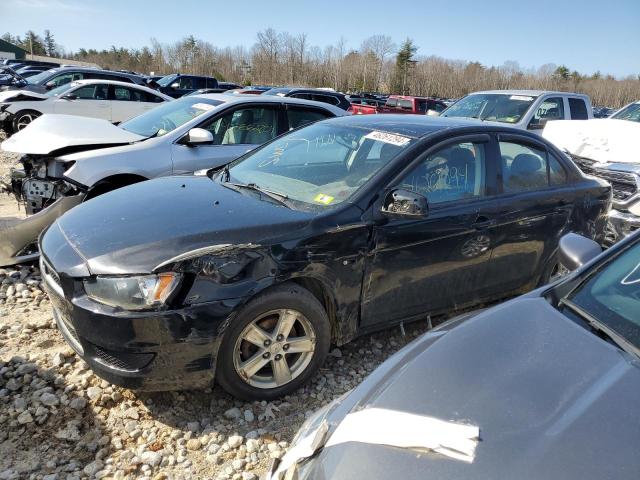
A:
[0,133,443,479]
[0,265,439,480]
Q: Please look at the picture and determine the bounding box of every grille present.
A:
[40,257,62,290]
[60,313,81,345]
[91,344,154,372]
[573,156,638,202]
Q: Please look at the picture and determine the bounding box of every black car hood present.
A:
[308,298,640,479]
[54,176,315,275]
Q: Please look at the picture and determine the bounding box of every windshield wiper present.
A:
[223,181,291,208]
[560,298,640,358]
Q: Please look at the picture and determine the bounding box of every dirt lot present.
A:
[0,132,439,479]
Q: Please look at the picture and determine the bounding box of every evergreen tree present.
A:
[44,30,57,57]
[393,38,417,94]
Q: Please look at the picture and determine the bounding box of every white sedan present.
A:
[0,80,172,132]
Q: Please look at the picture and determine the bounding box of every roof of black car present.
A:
[325,114,490,138]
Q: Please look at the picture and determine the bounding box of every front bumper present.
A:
[606,209,640,245]
[43,271,243,391]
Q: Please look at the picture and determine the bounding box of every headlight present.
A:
[83,273,181,310]
[629,201,640,217]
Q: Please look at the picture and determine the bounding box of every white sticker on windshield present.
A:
[365,131,411,146]
[510,95,534,101]
[192,103,215,111]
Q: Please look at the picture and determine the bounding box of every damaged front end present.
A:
[0,154,85,266]
[572,155,640,245]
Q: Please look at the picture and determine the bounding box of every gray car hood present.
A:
[308,298,640,479]
[1,114,145,155]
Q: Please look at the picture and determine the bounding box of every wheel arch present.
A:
[85,173,148,200]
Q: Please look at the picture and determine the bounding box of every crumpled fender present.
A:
[0,193,85,266]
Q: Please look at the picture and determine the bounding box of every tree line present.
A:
[3,29,639,108]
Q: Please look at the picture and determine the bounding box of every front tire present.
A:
[216,283,331,400]
[13,110,41,132]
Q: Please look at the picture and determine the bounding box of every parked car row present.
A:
[0,79,172,131]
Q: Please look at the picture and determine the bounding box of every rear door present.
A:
[568,97,590,119]
[485,133,575,292]
[361,134,502,327]
[171,103,282,173]
[53,83,111,120]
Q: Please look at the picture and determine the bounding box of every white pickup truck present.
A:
[441,90,593,133]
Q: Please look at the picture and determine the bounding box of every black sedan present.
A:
[268,231,640,480]
[38,115,611,400]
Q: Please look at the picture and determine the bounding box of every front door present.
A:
[361,135,499,327]
[171,104,282,174]
[54,83,111,120]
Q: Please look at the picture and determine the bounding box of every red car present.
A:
[350,95,448,115]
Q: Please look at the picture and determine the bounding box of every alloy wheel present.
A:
[16,113,38,131]
[233,308,316,389]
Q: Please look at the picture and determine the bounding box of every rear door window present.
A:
[569,98,589,119]
[499,141,566,192]
[287,107,333,130]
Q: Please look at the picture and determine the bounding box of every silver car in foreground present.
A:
[0,94,346,265]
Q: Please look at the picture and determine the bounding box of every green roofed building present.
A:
[0,39,27,61]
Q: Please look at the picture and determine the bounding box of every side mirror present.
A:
[170,82,180,89]
[181,128,213,146]
[45,81,56,90]
[558,233,602,271]
[527,119,547,130]
[426,109,440,116]
[61,94,77,100]
[381,189,428,217]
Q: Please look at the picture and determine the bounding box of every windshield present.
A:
[566,240,640,349]
[442,93,536,123]
[263,88,292,96]
[46,82,79,97]
[612,103,640,123]
[26,69,57,85]
[225,122,414,209]
[119,97,223,137]
[157,74,178,87]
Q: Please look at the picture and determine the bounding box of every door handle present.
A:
[472,215,496,230]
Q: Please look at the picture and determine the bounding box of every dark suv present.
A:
[264,87,351,110]
[155,74,219,98]
[1,67,146,93]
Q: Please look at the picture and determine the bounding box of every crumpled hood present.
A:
[543,118,640,164]
[52,176,314,274]
[1,114,145,155]
[0,88,48,102]
[308,298,640,480]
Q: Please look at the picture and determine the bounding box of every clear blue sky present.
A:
[2,0,639,77]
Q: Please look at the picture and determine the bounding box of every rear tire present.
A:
[216,283,331,400]
[13,110,41,132]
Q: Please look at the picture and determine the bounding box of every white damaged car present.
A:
[0,94,345,265]
[543,118,640,244]
[0,79,173,132]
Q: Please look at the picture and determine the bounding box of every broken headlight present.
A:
[629,201,640,217]
[83,273,181,310]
